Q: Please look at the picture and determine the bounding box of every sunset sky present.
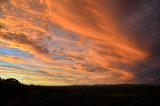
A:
[0,0,160,85]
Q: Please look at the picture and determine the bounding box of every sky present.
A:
[0,0,160,85]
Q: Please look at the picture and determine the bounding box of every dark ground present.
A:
[0,78,160,106]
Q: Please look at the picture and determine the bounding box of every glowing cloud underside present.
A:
[0,0,160,85]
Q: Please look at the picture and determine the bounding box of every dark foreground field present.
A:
[0,78,160,106]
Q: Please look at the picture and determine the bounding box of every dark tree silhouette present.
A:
[0,77,21,87]
[4,78,21,86]
[0,77,2,82]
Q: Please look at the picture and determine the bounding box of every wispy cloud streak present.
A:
[0,0,159,85]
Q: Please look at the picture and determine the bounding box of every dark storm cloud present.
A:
[118,0,160,83]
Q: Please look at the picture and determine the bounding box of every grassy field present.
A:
[0,78,160,106]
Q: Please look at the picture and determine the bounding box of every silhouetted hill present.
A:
[0,78,160,106]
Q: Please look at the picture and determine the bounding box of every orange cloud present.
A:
[0,0,150,85]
